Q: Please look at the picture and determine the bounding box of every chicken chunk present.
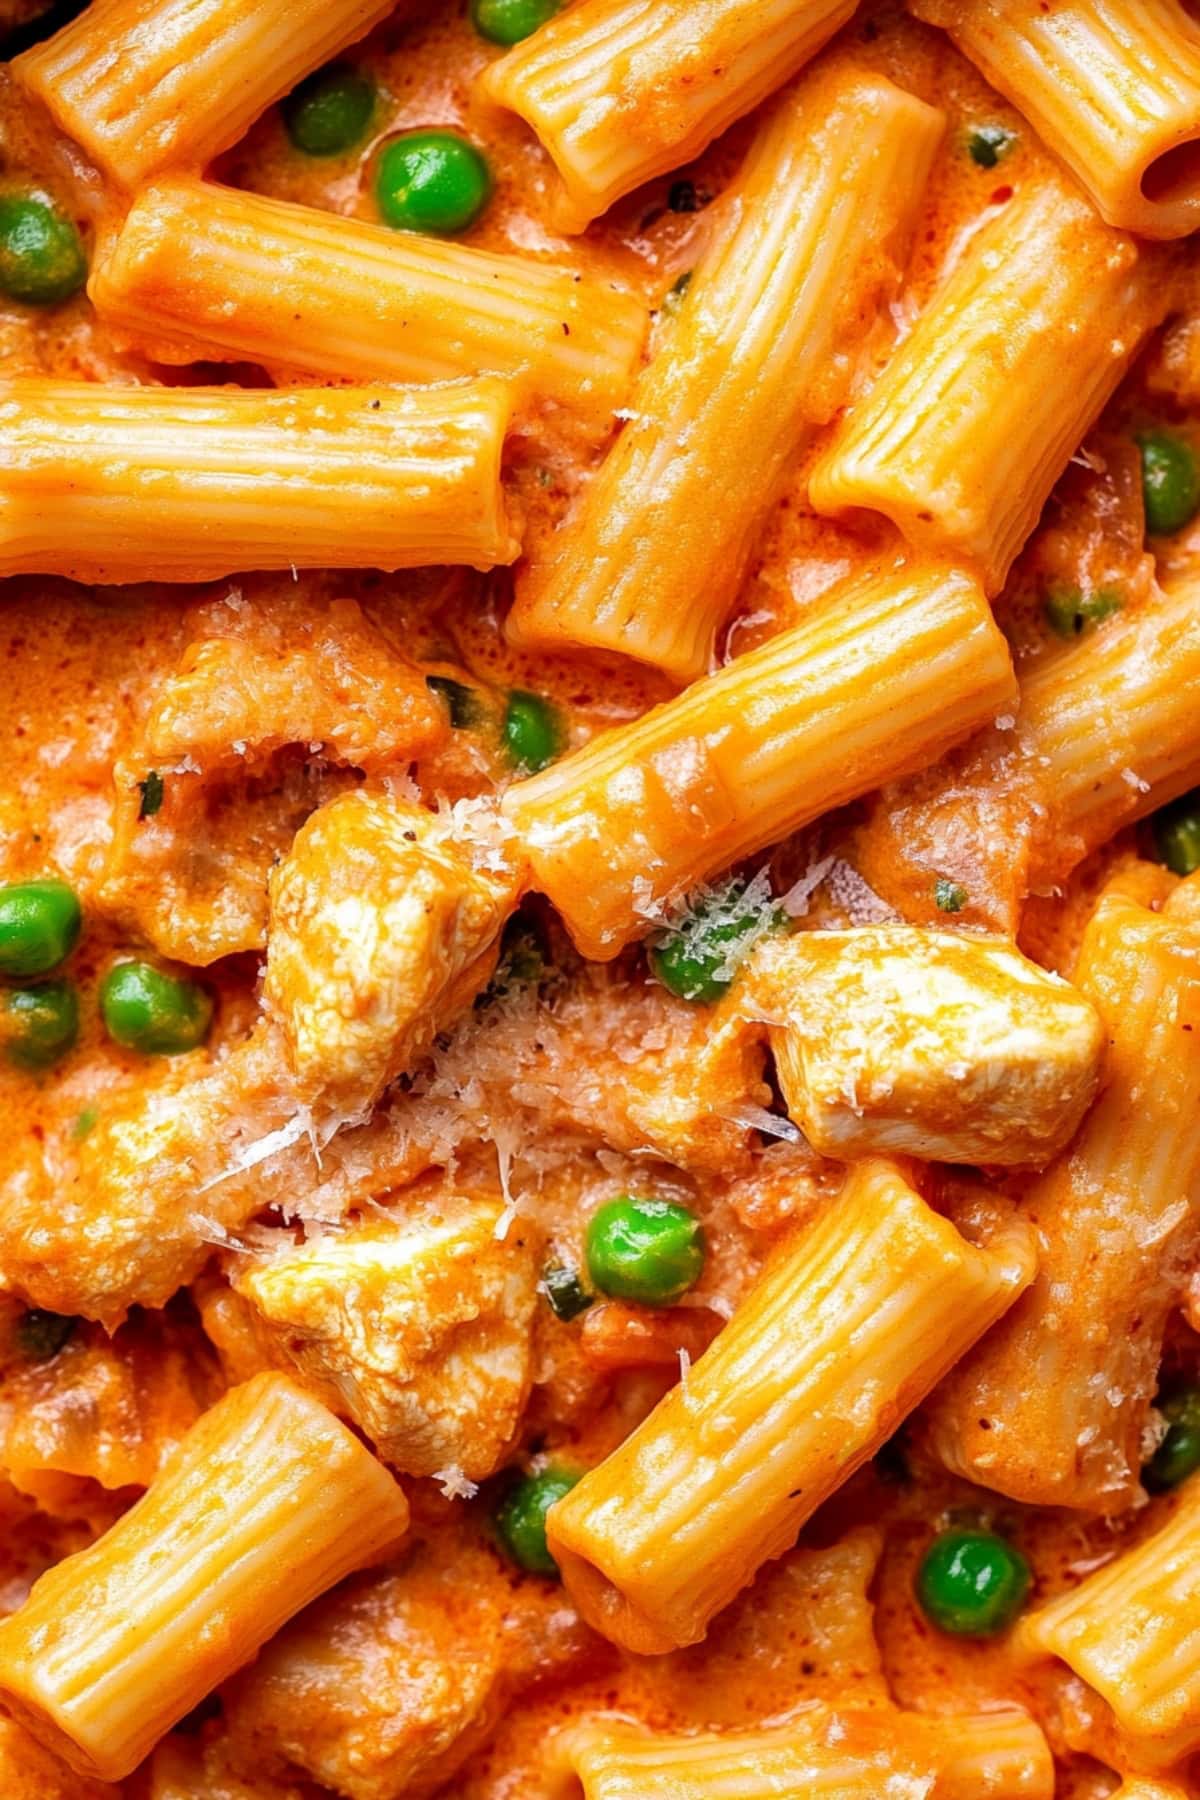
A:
[751,925,1104,1166]
[264,792,524,1112]
[233,1189,537,1479]
[99,593,445,964]
[221,1527,592,1800]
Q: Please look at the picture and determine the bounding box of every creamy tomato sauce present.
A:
[0,1,1196,1795]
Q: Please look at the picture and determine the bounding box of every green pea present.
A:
[283,63,375,157]
[586,1195,705,1307]
[1139,429,1200,537]
[650,879,779,1004]
[1155,792,1200,875]
[100,960,212,1056]
[916,1529,1031,1637]
[495,1466,580,1575]
[16,1308,77,1361]
[375,131,492,235]
[1043,585,1123,639]
[1,980,79,1071]
[543,1264,593,1321]
[471,0,560,46]
[503,690,561,773]
[934,878,968,914]
[1144,1388,1200,1491]
[967,124,1015,168]
[0,880,82,978]
[0,193,87,306]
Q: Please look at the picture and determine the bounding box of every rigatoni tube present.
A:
[551,1707,1053,1799]
[0,378,518,583]
[927,891,1200,1513]
[481,0,857,232]
[14,0,396,188]
[1019,1474,1200,1766]
[507,65,943,682]
[809,183,1164,593]
[89,179,647,422]
[502,561,1015,959]
[0,1373,409,1782]
[546,1158,1034,1653]
[911,0,1200,239]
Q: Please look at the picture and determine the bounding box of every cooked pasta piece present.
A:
[480,0,857,232]
[89,179,646,421]
[550,1705,1052,1798]
[264,791,524,1112]
[0,1374,410,1782]
[547,1158,1034,1652]
[506,65,942,681]
[751,925,1103,1166]
[13,0,395,188]
[503,561,1014,958]
[1019,1475,1200,1767]
[809,183,1164,593]
[1019,573,1200,888]
[232,1190,538,1479]
[0,379,517,584]
[927,888,1200,1513]
[910,0,1200,239]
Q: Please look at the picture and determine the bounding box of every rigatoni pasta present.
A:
[0,378,518,582]
[13,0,397,188]
[809,182,1164,592]
[550,1707,1053,1799]
[0,1374,410,1781]
[927,888,1200,1513]
[507,64,943,681]
[504,561,1014,958]
[89,179,647,421]
[1019,1474,1200,1766]
[546,1157,1034,1652]
[910,0,1200,239]
[481,0,857,231]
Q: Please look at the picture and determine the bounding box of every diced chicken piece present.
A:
[221,1527,592,1800]
[264,792,524,1111]
[0,1716,120,1800]
[149,1735,308,1800]
[0,1025,436,1326]
[751,925,1104,1165]
[99,594,445,964]
[233,1189,537,1479]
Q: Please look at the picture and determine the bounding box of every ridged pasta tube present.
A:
[507,64,943,681]
[90,179,647,422]
[481,0,857,231]
[14,0,396,188]
[927,890,1200,1512]
[1020,1474,1200,1767]
[550,1707,1053,1799]
[911,0,1200,239]
[0,1374,409,1782]
[810,183,1165,593]
[0,378,518,583]
[547,1158,1035,1652]
[503,561,1015,959]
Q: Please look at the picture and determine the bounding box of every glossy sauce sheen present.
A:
[0,1,1196,1797]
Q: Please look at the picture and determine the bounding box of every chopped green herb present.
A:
[137,770,164,818]
[661,269,692,317]
[16,1308,77,1360]
[967,123,1015,168]
[1043,585,1123,639]
[426,674,484,729]
[72,1104,98,1139]
[935,878,968,914]
[543,1264,593,1321]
